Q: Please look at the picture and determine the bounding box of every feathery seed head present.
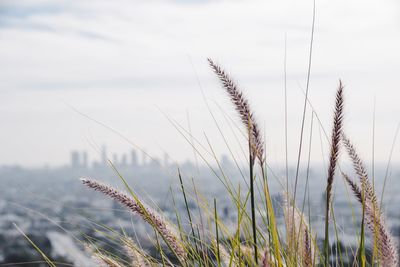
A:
[343,174,398,266]
[207,58,264,165]
[342,134,380,212]
[326,81,344,207]
[80,178,186,262]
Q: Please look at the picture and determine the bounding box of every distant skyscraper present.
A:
[221,154,232,169]
[82,151,88,168]
[70,151,80,168]
[131,149,138,166]
[101,145,107,165]
[142,150,147,166]
[112,153,118,166]
[121,154,127,167]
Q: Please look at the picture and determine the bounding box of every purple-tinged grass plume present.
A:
[207,58,264,165]
[342,173,398,266]
[81,178,186,263]
[283,194,316,267]
[261,246,271,267]
[323,80,344,265]
[342,134,380,211]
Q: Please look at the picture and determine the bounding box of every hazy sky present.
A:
[1,0,400,167]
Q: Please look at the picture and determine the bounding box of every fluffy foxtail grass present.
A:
[341,135,398,267]
[211,239,236,267]
[207,58,264,165]
[121,237,151,267]
[92,252,125,267]
[323,80,344,265]
[261,246,271,267]
[81,178,186,263]
[342,134,380,211]
[283,194,317,267]
[343,173,398,266]
[74,61,399,267]
[303,229,312,267]
[86,243,125,267]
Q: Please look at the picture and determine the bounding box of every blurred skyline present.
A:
[1,0,400,167]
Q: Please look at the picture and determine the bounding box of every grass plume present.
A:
[342,134,379,210]
[343,173,398,266]
[341,135,398,267]
[323,80,344,265]
[207,58,264,165]
[283,194,316,267]
[81,178,186,263]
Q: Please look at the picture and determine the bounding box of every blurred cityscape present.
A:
[0,146,400,266]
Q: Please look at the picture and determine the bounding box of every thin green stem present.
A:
[250,155,258,264]
[214,198,221,267]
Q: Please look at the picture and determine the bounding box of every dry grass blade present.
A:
[343,173,398,266]
[283,194,316,267]
[219,243,234,267]
[212,239,235,267]
[92,252,125,267]
[259,244,286,267]
[13,223,57,267]
[81,178,186,263]
[207,58,264,164]
[324,80,344,264]
[260,246,271,267]
[121,237,151,267]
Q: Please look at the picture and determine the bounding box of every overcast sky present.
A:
[1,0,400,167]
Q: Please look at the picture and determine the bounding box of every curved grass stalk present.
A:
[81,178,186,264]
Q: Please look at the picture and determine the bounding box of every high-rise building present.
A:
[142,150,147,166]
[82,151,88,168]
[112,153,118,166]
[121,154,127,167]
[101,145,107,166]
[70,151,80,168]
[131,149,138,166]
